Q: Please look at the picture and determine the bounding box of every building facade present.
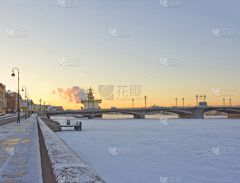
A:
[81,87,102,109]
[6,91,22,113]
[0,83,6,114]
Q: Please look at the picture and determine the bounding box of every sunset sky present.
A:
[0,0,239,110]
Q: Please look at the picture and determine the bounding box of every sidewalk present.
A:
[0,114,42,183]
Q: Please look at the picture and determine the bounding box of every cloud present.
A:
[57,86,87,103]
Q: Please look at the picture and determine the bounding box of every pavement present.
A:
[0,114,42,183]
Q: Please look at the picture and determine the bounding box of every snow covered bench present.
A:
[37,116,106,183]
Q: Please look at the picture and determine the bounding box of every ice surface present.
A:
[55,117,240,183]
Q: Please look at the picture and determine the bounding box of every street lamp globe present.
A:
[11,73,15,77]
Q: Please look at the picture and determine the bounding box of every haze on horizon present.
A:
[0,0,239,110]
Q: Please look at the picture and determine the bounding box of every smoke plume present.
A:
[56,86,87,103]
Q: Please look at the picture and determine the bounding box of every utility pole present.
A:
[223,98,225,107]
[175,98,177,107]
[229,98,231,107]
[182,98,184,107]
[144,95,147,108]
[132,99,134,108]
[195,95,198,106]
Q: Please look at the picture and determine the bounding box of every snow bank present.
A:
[37,116,106,183]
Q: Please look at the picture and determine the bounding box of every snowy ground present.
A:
[54,116,240,183]
[0,114,42,183]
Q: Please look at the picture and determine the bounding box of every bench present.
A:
[60,120,82,131]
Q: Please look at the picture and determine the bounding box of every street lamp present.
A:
[11,67,20,123]
[195,95,198,106]
[21,85,27,100]
[144,95,147,108]
[21,85,27,119]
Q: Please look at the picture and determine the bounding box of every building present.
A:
[6,91,22,113]
[21,99,34,114]
[0,83,6,114]
[81,87,102,109]
[49,106,64,111]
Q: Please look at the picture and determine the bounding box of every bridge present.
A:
[46,106,240,119]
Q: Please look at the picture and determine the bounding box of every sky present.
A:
[0,0,240,109]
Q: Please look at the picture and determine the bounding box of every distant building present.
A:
[199,102,207,106]
[21,99,34,114]
[0,83,6,114]
[6,91,22,113]
[151,105,159,108]
[49,106,64,111]
[81,87,102,109]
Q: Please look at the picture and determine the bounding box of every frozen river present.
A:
[54,116,240,183]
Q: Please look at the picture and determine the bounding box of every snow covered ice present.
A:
[55,116,240,183]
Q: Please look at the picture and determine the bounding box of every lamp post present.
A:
[21,85,27,119]
[182,98,184,107]
[223,98,225,107]
[21,85,27,100]
[229,98,231,107]
[195,95,198,106]
[175,98,177,107]
[132,99,134,108]
[203,95,206,102]
[11,67,20,123]
[39,98,42,111]
[144,95,147,108]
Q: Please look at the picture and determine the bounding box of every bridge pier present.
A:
[228,114,240,119]
[88,116,94,119]
[133,114,145,119]
[193,108,205,119]
[178,114,193,119]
